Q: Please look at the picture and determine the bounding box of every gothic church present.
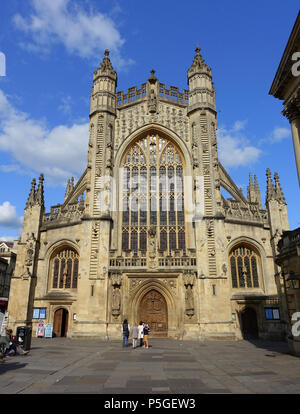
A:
[7,48,289,340]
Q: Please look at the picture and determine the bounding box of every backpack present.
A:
[123,322,129,336]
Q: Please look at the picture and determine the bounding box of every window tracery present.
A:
[229,245,260,288]
[121,134,185,252]
[50,247,79,289]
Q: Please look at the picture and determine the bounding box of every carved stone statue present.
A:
[106,143,112,168]
[25,233,36,267]
[148,88,157,114]
[112,287,121,317]
[183,271,195,318]
[185,285,194,317]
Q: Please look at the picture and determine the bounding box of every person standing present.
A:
[122,319,130,347]
[138,321,144,347]
[143,322,150,349]
[132,323,138,349]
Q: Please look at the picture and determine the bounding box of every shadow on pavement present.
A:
[0,361,28,373]
[244,339,290,356]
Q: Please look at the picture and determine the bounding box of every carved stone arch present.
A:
[227,236,266,259]
[45,240,80,293]
[114,123,192,175]
[44,239,80,262]
[130,279,177,337]
[227,237,266,292]
[111,123,194,251]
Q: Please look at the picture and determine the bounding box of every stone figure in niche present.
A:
[183,272,195,318]
[25,233,36,267]
[106,143,112,168]
[112,287,121,316]
[222,263,227,277]
[185,285,194,317]
[192,142,198,162]
[148,88,157,113]
[148,226,157,259]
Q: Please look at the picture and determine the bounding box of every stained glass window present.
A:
[229,245,261,289]
[51,248,79,290]
[121,133,185,252]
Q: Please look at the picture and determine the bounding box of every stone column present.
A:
[283,99,300,185]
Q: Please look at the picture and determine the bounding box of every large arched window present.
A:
[121,133,185,252]
[229,244,260,289]
[50,247,79,289]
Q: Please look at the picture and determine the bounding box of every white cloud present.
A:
[0,201,23,231]
[13,0,132,69]
[217,121,261,168]
[271,127,290,143]
[0,236,18,242]
[232,120,248,132]
[0,89,88,185]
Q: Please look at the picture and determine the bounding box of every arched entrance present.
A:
[138,289,168,337]
[241,307,259,339]
[53,308,69,337]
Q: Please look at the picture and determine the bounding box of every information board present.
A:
[36,322,45,337]
[44,323,53,338]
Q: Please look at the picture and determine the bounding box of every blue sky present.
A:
[0,0,299,240]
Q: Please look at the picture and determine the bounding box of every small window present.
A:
[265,308,280,320]
[33,308,47,319]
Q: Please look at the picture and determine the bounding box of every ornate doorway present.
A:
[138,289,168,337]
[241,307,259,339]
[53,308,69,337]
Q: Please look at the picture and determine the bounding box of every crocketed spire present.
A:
[94,49,117,84]
[254,174,262,208]
[274,172,286,204]
[36,173,44,208]
[188,45,211,79]
[26,178,36,209]
[266,168,276,202]
[64,177,74,201]
[247,173,254,201]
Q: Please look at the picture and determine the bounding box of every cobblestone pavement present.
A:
[0,338,300,394]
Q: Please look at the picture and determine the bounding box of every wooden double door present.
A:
[138,290,168,337]
[53,308,69,337]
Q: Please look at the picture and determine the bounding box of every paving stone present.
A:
[1,337,299,394]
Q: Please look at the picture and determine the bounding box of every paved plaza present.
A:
[0,337,300,394]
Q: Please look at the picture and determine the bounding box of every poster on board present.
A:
[44,323,53,338]
[36,321,45,337]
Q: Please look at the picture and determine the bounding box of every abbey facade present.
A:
[7,48,290,340]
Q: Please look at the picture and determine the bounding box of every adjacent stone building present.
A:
[7,48,290,340]
[0,242,16,312]
[269,11,300,184]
